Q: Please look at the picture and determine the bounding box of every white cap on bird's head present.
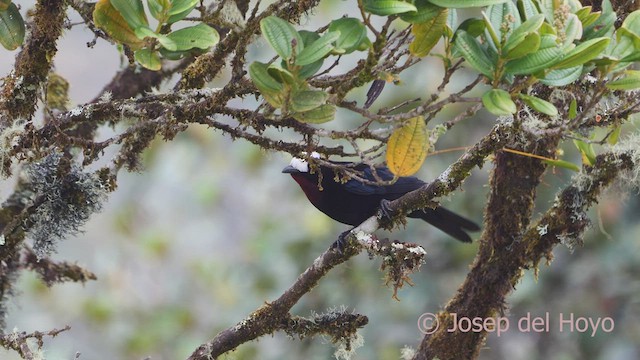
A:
[283,151,321,173]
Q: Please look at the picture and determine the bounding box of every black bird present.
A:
[282,154,480,243]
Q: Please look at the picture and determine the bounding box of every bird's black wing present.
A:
[343,165,425,196]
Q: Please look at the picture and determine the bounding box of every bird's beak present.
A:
[282,165,300,174]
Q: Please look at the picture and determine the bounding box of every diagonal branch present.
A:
[186,237,361,360]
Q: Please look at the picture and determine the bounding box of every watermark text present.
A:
[417,312,614,337]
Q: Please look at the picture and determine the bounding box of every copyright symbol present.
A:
[417,312,439,334]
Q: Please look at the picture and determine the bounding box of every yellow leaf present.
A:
[93,0,144,49]
[386,116,429,177]
[409,9,448,57]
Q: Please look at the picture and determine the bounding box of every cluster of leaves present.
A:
[444,0,640,172]
[249,0,640,177]
[0,0,25,50]
[452,0,640,116]
[363,0,508,56]
[92,0,219,70]
[363,0,640,117]
[249,16,370,124]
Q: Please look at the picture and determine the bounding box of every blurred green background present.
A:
[1,1,639,359]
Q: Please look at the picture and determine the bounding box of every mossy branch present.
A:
[0,325,71,359]
[186,235,362,360]
[0,0,67,122]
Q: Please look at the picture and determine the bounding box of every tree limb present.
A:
[1,0,68,121]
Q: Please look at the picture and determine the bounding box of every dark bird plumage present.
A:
[283,156,480,243]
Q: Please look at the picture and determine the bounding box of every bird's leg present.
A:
[377,199,397,229]
[331,229,353,253]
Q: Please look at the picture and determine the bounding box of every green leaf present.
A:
[93,0,145,49]
[538,21,556,36]
[159,47,190,60]
[542,158,580,172]
[292,104,336,124]
[328,18,367,54]
[583,0,615,40]
[620,9,640,39]
[166,23,219,51]
[110,0,148,30]
[455,18,486,38]
[169,0,198,15]
[268,65,298,86]
[606,70,640,90]
[503,32,540,59]
[447,7,458,33]
[482,89,516,115]
[453,31,495,79]
[363,0,417,16]
[539,0,554,24]
[517,0,540,20]
[502,13,545,51]
[167,5,196,23]
[428,0,510,8]
[561,14,583,47]
[616,27,640,49]
[573,139,596,166]
[134,26,178,51]
[553,37,609,69]
[400,0,442,24]
[620,50,640,63]
[609,35,636,63]
[576,7,600,29]
[249,62,284,91]
[539,66,582,86]
[568,98,577,119]
[295,31,340,66]
[260,16,303,60]
[249,61,285,108]
[134,25,155,40]
[519,94,558,116]
[566,0,583,13]
[487,0,520,43]
[298,30,320,46]
[134,48,162,70]
[289,90,329,113]
[607,125,621,145]
[409,8,448,57]
[148,0,170,22]
[298,61,323,79]
[296,31,323,78]
[504,35,563,75]
[592,55,621,68]
[481,12,500,51]
[0,3,25,50]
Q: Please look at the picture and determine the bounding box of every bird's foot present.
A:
[331,230,351,253]
[377,199,397,229]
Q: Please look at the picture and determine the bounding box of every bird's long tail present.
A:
[408,207,480,243]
